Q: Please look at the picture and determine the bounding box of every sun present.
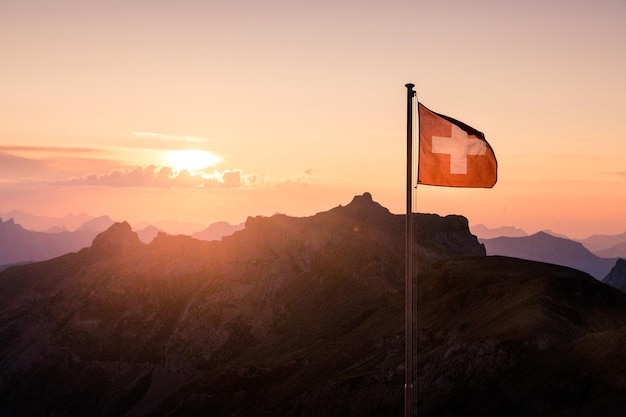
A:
[165,150,221,173]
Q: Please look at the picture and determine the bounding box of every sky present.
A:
[1,0,625,239]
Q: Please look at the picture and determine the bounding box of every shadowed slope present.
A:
[418,256,626,417]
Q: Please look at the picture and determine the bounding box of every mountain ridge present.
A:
[480,231,619,280]
[2,193,626,416]
[0,217,98,265]
[0,193,481,416]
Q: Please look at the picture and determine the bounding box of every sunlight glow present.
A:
[165,150,221,173]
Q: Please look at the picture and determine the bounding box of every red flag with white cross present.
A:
[418,103,497,188]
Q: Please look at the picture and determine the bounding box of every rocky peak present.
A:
[0,218,17,227]
[0,217,26,235]
[90,221,142,256]
[342,192,390,218]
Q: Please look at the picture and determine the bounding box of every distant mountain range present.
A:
[473,224,626,259]
[0,210,211,236]
[192,221,245,241]
[3,193,626,416]
[0,210,93,232]
[0,218,98,266]
[470,224,527,239]
[480,232,620,280]
[0,215,244,268]
[577,232,626,257]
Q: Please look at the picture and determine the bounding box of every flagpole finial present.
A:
[405,83,416,97]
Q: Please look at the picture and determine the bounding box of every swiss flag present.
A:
[418,103,497,188]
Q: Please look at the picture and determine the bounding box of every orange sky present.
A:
[1,0,625,238]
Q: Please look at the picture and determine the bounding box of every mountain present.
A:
[417,256,626,417]
[192,221,245,241]
[470,224,527,239]
[0,210,93,232]
[603,259,626,292]
[135,225,161,244]
[133,219,208,236]
[480,231,618,280]
[578,231,626,254]
[0,193,483,417]
[595,241,626,259]
[3,193,626,416]
[540,229,570,239]
[0,217,98,265]
[77,215,116,232]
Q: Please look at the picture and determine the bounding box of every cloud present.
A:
[51,166,316,189]
[54,166,258,188]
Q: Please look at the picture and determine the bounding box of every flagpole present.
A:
[404,83,416,417]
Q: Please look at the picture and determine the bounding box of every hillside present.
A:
[480,231,618,279]
[2,193,626,416]
[417,256,626,417]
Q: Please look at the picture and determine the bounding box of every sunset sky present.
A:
[1,0,625,238]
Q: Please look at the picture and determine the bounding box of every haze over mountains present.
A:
[479,232,620,280]
[2,193,626,416]
[0,213,244,267]
[472,224,626,288]
[472,224,626,258]
[0,218,97,266]
[0,210,209,236]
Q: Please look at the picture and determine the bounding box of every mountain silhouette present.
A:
[135,224,162,243]
[603,259,626,292]
[471,224,527,239]
[77,215,116,232]
[596,241,626,259]
[0,217,98,265]
[2,194,626,417]
[577,231,626,254]
[0,210,93,232]
[192,221,245,241]
[480,231,618,279]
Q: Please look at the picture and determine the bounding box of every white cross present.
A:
[432,123,486,174]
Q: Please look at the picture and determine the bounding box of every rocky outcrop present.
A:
[90,221,143,256]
